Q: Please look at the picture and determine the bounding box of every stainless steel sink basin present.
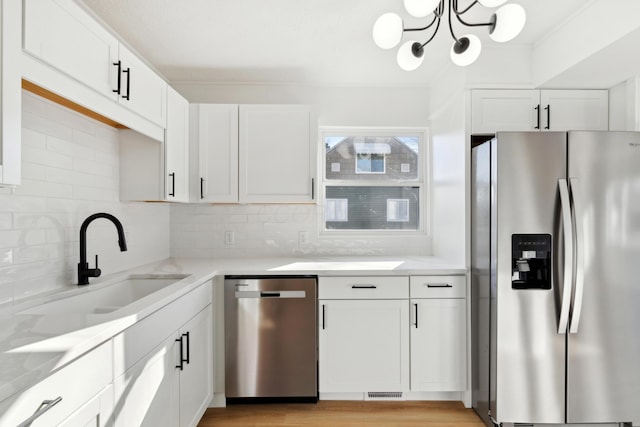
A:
[18,274,190,316]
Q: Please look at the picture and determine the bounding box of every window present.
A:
[321,128,427,232]
[325,199,348,222]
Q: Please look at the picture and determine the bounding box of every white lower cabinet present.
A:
[0,341,112,427]
[58,385,114,427]
[318,277,410,395]
[319,299,410,393]
[410,299,466,391]
[177,306,213,427]
[410,275,467,392]
[113,336,179,427]
[317,275,467,400]
[112,283,213,427]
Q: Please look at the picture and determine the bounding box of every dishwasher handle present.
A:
[235,290,306,299]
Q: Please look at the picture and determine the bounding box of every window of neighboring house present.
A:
[321,128,427,232]
[325,198,348,222]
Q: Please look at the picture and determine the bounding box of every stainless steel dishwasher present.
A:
[224,275,317,403]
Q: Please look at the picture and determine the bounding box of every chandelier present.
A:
[373,0,526,70]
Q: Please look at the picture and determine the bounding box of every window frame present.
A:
[318,126,431,236]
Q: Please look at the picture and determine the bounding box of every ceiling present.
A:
[79,0,588,87]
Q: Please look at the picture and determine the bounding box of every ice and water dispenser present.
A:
[511,234,552,289]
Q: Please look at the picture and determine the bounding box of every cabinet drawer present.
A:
[410,275,465,298]
[0,341,111,427]
[319,276,409,299]
[113,280,212,377]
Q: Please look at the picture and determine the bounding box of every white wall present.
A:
[171,82,435,258]
[428,65,467,265]
[0,92,170,305]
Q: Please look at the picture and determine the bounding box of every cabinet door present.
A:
[471,90,540,133]
[113,337,179,427]
[0,0,21,186]
[178,305,213,427]
[239,105,316,203]
[319,299,409,392]
[410,298,466,391]
[540,90,609,131]
[23,0,119,101]
[190,104,239,203]
[57,385,113,427]
[118,44,167,127]
[166,87,190,202]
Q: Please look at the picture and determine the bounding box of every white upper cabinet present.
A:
[166,86,190,202]
[239,105,316,203]
[189,104,239,203]
[22,0,167,130]
[471,89,609,134]
[0,0,22,186]
[23,0,119,102]
[117,44,167,127]
[539,90,609,132]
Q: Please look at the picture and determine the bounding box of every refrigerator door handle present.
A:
[558,178,574,334]
[569,178,585,334]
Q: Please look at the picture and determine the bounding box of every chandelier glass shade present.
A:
[372,0,526,69]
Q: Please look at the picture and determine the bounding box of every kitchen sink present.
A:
[18,274,190,316]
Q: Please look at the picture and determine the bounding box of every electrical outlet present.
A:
[298,231,308,246]
[225,231,235,246]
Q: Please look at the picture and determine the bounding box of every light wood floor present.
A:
[197,401,486,427]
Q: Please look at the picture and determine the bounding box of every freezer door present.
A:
[492,132,567,424]
[567,131,640,424]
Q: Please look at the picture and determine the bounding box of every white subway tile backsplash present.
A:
[0,92,170,304]
[170,202,430,258]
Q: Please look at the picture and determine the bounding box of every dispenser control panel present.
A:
[511,234,551,290]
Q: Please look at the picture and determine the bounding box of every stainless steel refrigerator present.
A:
[471,131,640,427]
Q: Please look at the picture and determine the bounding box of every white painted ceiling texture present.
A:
[79,0,640,88]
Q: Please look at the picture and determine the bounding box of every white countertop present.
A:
[0,256,465,402]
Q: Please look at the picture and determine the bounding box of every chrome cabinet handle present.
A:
[569,178,585,334]
[558,179,574,334]
[17,396,62,427]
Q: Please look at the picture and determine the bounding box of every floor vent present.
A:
[366,392,403,400]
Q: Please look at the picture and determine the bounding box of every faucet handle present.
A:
[91,254,101,278]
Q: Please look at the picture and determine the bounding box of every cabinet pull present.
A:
[414,303,418,328]
[169,172,176,197]
[112,61,122,95]
[544,104,550,130]
[183,332,190,365]
[322,304,326,330]
[311,178,315,200]
[122,67,131,100]
[175,335,184,370]
[200,177,205,199]
[534,104,540,129]
[426,283,452,288]
[17,396,62,427]
[351,285,376,289]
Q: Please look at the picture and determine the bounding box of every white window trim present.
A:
[318,126,431,237]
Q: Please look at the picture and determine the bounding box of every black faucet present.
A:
[77,213,128,285]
